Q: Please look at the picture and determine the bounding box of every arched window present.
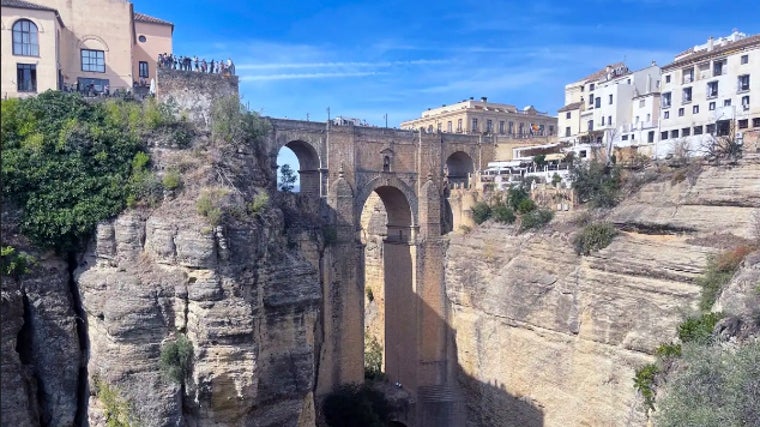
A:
[13,19,39,56]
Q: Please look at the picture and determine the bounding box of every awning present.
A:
[545,153,565,161]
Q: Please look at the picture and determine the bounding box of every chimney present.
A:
[481,96,488,102]
[708,36,714,51]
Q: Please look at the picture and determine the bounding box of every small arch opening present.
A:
[445,151,474,189]
[276,140,320,194]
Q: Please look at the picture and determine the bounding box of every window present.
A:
[662,92,671,108]
[693,105,700,114]
[601,116,605,126]
[608,115,612,126]
[707,81,718,98]
[738,74,750,92]
[447,121,452,132]
[682,67,694,83]
[508,121,514,135]
[706,123,716,134]
[486,119,493,133]
[716,120,730,136]
[594,97,601,108]
[742,96,750,110]
[588,96,594,106]
[694,125,703,135]
[682,87,692,103]
[81,49,105,73]
[549,125,554,135]
[753,118,760,128]
[738,119,748,129]
[589,83,595,91]
[609,94,613,105]
[138,35,147,43]
[648,131,655,143]
[437,122,442,132]
[670,129,679,138]
[12,19,39,56]
[587,120,594,131]
[665,74,671,83]
[646,113,651,122]
[139,61,149,78]
[16,64,36,92]
[499,121,505,134]
[635,115,640,124]
[518,123,524,135]
[621,135,628,141]
[566,112,571,119]
[457,119,462,132]
[741,54,749,65]
[565,127,571,137]
[713,59,724,76]
[724,99,731,107]
[579,150,587,158]
[682,127,691,136]
[664,111,670,119]
[661,131,669,140]
[709,101,716,110]
[678,108,684,117]
[639,99,646,107]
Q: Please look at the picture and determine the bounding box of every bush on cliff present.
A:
[573,222,617,255]
[570,161,621,208]
[160,333,194,384]
[1,92,153,251]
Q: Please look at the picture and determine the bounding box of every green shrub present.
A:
[1,91,147,251]
[507,186,530,211]
[655,340,760,427]
[127,152,163,207]
[655,342,683,359]
[364,336,383,380]
[161,169,182,191]
[93,375,135,427]
[1,246,36,278]
[573,222,617,255]
[698,246,750,311]
[366,287,375,302]
[471,201,492,224]
[248,192,269,214]
[677,312,722,344]
[516,198,537,214]
[552,173,562,186]
[196,189,229,226]
[160,334,194,384]
[520,208,554,232]
[633,363,659,410]
[491,202,516,224]
[144,97,173,130]
[210,95,268,146]
[571,161,621,208]
[323,384,391,427]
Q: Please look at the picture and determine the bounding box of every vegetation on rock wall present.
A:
[0,245,36,278]
[573,222,618,255]
[364,336,384,380]
[1,91,188,251]
[470,185,552,230]
[698,245,753,311]
[570,161,621,208]
[159,333,194,384]
[93,375,137,427]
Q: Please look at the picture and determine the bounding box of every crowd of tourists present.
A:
[158,53,235,75]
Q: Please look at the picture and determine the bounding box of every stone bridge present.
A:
[266,118,497,426]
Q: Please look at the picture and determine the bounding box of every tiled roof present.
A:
[581,62,626,82]
[558,102,582,113]
[134,12,173,26]
[1,0,57,13]
[663,34,760,70]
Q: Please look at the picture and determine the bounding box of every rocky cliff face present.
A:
[2,116,322,426]
[445,155,760,426]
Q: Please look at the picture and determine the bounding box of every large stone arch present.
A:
[280,139,321,196]
[444,151,475,188]
[355,176,418,241]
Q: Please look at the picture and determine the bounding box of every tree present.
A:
[279,164,297,192]
[703,120,742,164]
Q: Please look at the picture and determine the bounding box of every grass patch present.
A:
[677,312,722,345]
[519,209,554,232]
[633,363,659,410]
[698,245,752,311]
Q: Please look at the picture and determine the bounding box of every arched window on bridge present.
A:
[276,140,320,195]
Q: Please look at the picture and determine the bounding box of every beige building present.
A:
[657,30,760,158]
[401,96,557,138]
[1,0,172,98]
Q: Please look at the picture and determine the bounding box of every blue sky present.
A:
[132,0,759,175]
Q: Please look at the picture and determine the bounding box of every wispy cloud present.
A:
[237,59,448,70]
[240,71,385,81]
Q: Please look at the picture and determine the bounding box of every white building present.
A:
[558,62,661,160]
[657,30,760,158]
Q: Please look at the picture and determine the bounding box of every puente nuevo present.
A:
[158,67,499,425]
